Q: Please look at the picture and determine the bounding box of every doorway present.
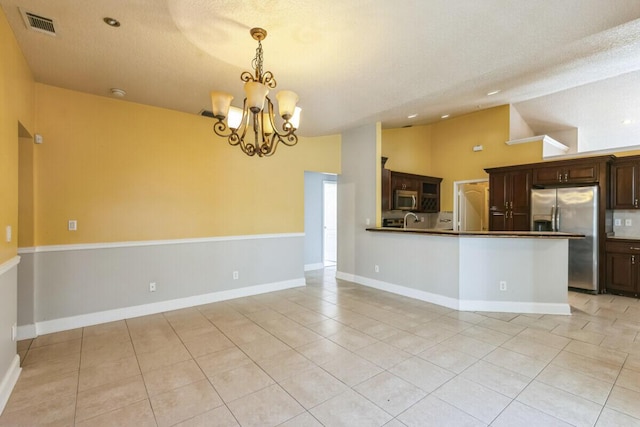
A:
[323,180,337,266]
[453,179,489,231]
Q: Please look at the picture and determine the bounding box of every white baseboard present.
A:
[27,278,305,337]
[347,273,460,310]
[458,299,571,315]
[304,263,325,272]
[0,355,21,415]
[338,271,571,315]
[335,271,355,282]
[16,324,36,341]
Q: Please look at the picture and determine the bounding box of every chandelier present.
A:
[210,28,301,157]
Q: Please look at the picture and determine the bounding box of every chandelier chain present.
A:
[252,41,264,81]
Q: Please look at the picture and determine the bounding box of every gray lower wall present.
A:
[0,261,17,390]
[355,232,568,311]
[18,234,304,328]
[359,232,461,299]
[16,255,33,327]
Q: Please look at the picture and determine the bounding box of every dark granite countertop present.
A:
[607,235,640,241]
[366,227,584,239]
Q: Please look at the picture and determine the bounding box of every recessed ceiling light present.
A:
[110,88,126,97]
[407,114,418,119]
[440,114,450,119]
[487,90,501,96]
[103,17,120,27]
[622,119,634,125]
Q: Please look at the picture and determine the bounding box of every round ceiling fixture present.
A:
[103,17,121,27]
[110,88,126,97]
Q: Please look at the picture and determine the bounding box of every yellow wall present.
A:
[0,8,35,263]
[431,105,540,210]
[18,137,35,247]
[381,126,433,174]
[33,85,340,245]
[382,105,542,211]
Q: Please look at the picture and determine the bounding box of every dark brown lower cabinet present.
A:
[605,240,640,296]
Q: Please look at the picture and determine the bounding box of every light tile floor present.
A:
[2,268,640,426]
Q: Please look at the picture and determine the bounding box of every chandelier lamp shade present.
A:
[210,27,301,157]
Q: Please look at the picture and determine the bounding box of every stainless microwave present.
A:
[394,190,418,210]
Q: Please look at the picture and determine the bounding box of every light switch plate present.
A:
[5,225,11,243]
[68,220,77,231]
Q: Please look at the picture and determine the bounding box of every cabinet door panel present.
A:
[488,170,531,231]
[606,252,636,294]
[534,163,598,185]
[489,212,507,231]
[611,163,637,209]
[391,173,420,192]
[566,164,598,183]
[381,169,392,211]
[489,173,508,212]
[533,167,561,185]
[510,212,531,232]
[510,170,531,210]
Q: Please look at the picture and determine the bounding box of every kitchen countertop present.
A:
[366,227,584,239]
[607,235,640,241]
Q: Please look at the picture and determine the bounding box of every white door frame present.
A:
[452,178,489,231]
[322,180,337,266]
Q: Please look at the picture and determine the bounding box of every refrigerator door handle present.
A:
[550,206,556,231]
[556,206,560,231]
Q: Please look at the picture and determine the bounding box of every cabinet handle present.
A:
[633,255,636,265]
[635,199,638,208]
[631,247,640,251]
[564,172,568,182]
[509,201,513,209]
[557,173,562,182]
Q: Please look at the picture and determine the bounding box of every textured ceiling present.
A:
[2,0,640,153]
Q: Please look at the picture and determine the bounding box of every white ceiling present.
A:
[2,0,640,154]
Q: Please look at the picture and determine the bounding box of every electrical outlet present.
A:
[149,282,156,292]
[499,281,507,291]
[625,219,633,226]
[233,271,239,280]
[614,218,622,226]
[374,265,380,273]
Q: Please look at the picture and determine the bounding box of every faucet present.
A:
[404,212,419,229]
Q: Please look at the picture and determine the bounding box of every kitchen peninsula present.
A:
[360,228,584,315]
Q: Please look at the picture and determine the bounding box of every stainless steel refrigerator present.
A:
[530,186,598,292]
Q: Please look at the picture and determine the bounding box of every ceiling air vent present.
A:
[20,9,57,36]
